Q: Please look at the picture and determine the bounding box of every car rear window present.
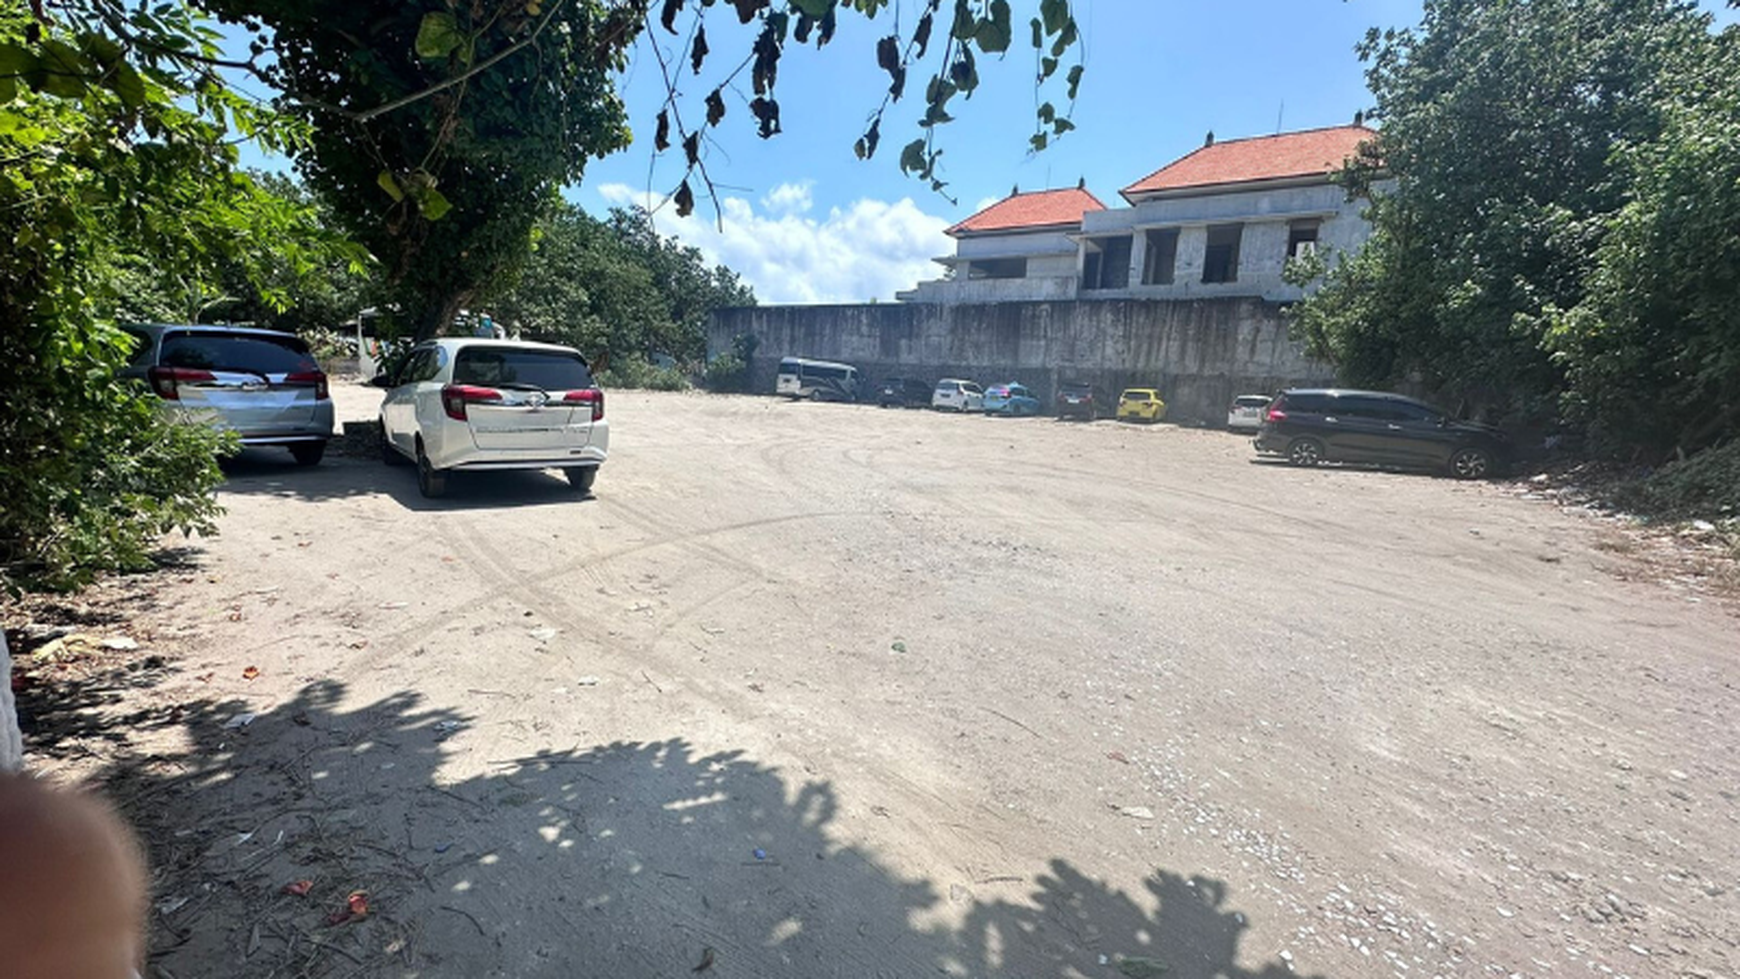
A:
[160,331,316,375]
[1122,390,1149,400]
[1235,395,1270,407]
[1279,392,1330,413]
[455,346,594,390]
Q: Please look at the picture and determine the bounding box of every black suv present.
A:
[876,376,932,408]
[1253,389,1509,479]
[1056,382,1104,420]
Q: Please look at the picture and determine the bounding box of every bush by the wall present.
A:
[597,354,690,391]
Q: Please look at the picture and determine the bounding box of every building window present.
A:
[966,257,1028,280]
[1143,228,1179,285]
[1083,235,1132,290]
[1287,219,1321,259]
[1202,223,1243,283]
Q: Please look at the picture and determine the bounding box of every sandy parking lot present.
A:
[23,386,1739,978]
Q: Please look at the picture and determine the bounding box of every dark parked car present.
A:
[1056,382,1104,420]
[876,377,932,408]
[1253,389,1509,479]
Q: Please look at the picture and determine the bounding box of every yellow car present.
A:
[1116,388,1167,423]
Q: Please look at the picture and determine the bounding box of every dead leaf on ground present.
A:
[693,946,716,973]
[348,639,369,649]
[1106,750,1130,764]
[242,666,260,681]
[282,880,313,897]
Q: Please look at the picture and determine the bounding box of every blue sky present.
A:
[591,0,1424,301]
[234,1,1739,303]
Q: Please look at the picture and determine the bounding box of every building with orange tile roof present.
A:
[902,122,1384,304]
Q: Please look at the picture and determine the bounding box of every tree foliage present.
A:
[1291,0,1729,452]
[0,0,356,590]
[488,202,753,362]
[208,0,1081,338]
[1543,30,1740,454]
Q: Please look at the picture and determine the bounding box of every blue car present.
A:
[982,383,1041,416]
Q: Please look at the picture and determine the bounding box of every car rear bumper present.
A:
[239,433,329,445]
[1252,432,1287,454]
[169,401,335,443]
[447,445,607,471]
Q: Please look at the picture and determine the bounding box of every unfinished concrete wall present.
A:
[708,298,1333,423]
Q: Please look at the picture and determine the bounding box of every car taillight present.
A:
[563,387,605,422]
[285,370,329,400]
[1266,406,1287,422]
[146,366,215,400]
[442,384,502,421]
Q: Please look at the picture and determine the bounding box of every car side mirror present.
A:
[1436,415,1448,427]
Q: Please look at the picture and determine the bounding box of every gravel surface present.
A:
[18,385,1738,978]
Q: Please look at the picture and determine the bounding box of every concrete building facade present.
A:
[898,186,1105,304]
[901,124,1383,304]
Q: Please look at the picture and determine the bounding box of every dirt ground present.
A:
[11,385,1739,979]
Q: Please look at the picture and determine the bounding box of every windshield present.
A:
[454,346,594,390]
[161,331,316,375]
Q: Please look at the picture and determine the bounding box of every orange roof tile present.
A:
[1121,125,1376,200]
[948,186,1107,237]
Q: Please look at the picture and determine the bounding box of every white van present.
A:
[776,357,861,402]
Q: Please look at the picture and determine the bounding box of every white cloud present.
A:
[595,182,951,304]
[760,181,813,214]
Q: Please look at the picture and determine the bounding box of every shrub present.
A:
[1611,441,1740,522]
[597,354,690,392]
[702,352,748,392]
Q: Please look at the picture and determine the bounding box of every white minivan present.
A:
[375,338,608,498]
[932,379,984,412]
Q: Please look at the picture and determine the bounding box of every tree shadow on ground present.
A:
[219,432,589,512]
[56,681,1323,978]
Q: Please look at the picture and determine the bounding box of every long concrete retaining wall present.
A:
[707,298,1333,423]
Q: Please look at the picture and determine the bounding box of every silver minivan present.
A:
[122,324,335,465]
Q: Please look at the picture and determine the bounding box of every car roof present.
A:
[127,323,303,340]
[1282,388,1417,401]
[423,337,585,356]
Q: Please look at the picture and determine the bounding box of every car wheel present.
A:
[289,441,326,466]
[415,442,447,498]
[380,424,409,466]
[1450,447,1493,480]
[1287,438,1325,467]
[809,389,823,402]
[565,466,598,494]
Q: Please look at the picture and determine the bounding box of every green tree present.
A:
[108,171,376,332]
[489,202,753,363]
[1291,0,1716,423]
[207,0,1083,339]
[0,0,357,589]
[1544,30,1740,455]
